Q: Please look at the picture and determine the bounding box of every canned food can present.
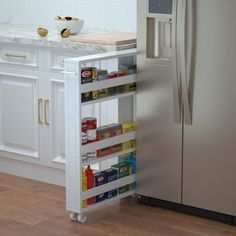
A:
[86,117,97,143]
[87,152,96,160]
[82,153,88,162]
[81,119,87,145]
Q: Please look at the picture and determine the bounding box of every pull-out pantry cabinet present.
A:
[64,49,137,222]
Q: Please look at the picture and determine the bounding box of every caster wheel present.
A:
[77,214,87,223]
[69,212,78,221]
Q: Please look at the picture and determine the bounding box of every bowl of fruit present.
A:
[54,16,84,35]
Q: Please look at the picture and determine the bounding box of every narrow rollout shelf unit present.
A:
[64,49,137,223]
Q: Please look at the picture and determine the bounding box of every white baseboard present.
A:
[0,157,65,187]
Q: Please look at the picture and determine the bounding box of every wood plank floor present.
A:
[0,173,235,236]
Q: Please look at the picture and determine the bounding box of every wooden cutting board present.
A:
[70,32,136,46]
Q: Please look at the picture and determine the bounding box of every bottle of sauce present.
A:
[85,165,94,205]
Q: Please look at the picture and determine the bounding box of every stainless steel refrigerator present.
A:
[136,0,236,218]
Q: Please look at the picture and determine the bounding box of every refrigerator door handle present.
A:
[179,0,193,125]
[173,0,182,124]
[173,54,182,124]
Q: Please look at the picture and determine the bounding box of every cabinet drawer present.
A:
[0,47,38,67]
[51,51,90,71]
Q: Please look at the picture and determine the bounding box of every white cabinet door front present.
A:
[50,79,65,165]
[0,72,39,160]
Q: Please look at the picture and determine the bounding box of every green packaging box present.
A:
[112,162,133,194]
[111,162,130,179]
[119,185,130,194]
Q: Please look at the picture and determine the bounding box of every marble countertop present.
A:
[0,24,135,52]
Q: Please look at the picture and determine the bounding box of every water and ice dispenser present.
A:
[146,0,174,60]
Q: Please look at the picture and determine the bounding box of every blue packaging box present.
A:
[103,168,117,182]
[119,153,136,174]
[103,168,118,199]
[94,172,107,187]
[107,189,117,198]
[95,192,108,203]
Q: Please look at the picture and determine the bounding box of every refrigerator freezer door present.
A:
[183,0,236,215]
[136,0,182,203]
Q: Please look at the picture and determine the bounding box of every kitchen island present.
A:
[0,24,136,186]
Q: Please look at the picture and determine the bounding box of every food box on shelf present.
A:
[82,92,93,102]
[103,168,118,199]
[110,144,122,154]
[81,67,97,84]
[97,124,122,157]
[95,192,107,203]
[119,185,130,194]
[82,170,88,208]
[119,153,136,174]
[97,89,108,98]
[109,124,122,137]
[97,147,111,158]
[122,140,135,150]
[111,162,131,178]
[122,122,137,133]
[96,125,110,157]
[108,87,117,96]
[123,83,136,92]
[109,124,122,154]
[119,153,137,190]
[112,162,134,194]
[107,189,118,198]
[94,172,108,203]
[119,65,137,75]
[97,126,110,140]
[94,172,107,187]
[97,69,108,81]
[122,122,137,150]
[92,91,98,100]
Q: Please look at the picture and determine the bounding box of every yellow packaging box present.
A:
[82,170,88,208]
[122,123,137,150]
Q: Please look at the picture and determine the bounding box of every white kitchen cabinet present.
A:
[47,49,92,167]
[50,79,65,163]
[0,72,40,160]
[0,43,94,185]
[0,41,127,186]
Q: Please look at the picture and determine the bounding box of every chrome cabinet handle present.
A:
[4,53,27,60]
[38,98,44,125]
[44,98,50,126]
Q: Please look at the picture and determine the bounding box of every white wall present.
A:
[0,0,137,32]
